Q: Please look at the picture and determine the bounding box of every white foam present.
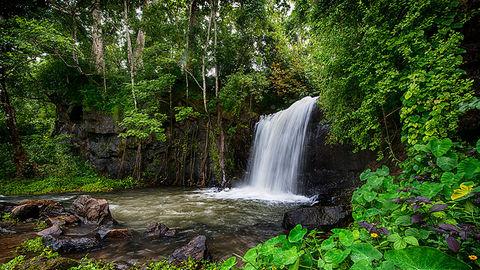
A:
[199,187,316,204]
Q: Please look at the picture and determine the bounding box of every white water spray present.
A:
[203,96,318,202]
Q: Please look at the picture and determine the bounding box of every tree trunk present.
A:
[213,0,226,186]
[0,79,30,178]
[124,0,137,109]
[91,0,106,91]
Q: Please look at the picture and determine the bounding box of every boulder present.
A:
[0,201,17,213]
[283,205,352,231]
[169,235,209,263]
[0,227,15,235]
[98,228,132,240]
[71,195,115,225]
[145,222,176,238]
[11,204,40,220]
[48,214,80,227]
[43,235,101,253]
[37,224,63,237]
[11,200,64,221]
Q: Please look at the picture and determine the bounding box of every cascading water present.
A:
[246,96,318,194]
[204,96,318,202]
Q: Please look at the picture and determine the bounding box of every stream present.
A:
[0,187,314,263]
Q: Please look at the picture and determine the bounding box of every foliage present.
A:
[295,0,474,155]
[239,137,479,269]
[146,259,219,270]
[0,176,137,196]
[119,111,167,142]
[174,107,200,123]
[68,257,115,270]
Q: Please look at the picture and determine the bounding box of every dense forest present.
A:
[1,0,479,269]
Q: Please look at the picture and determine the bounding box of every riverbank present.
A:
[0,176,138,196]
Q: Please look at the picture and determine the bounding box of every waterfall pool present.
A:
[0,187,312,263]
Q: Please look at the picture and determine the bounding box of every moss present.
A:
[0,176,138,196]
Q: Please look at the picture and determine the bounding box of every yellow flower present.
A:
[370,232,379,238]
[451,183,474,201]
[469,255,478,261]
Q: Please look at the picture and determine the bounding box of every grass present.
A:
[0,175,138,196]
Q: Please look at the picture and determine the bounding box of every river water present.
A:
[1,187,313,263]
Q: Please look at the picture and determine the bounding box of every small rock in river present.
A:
[72,195,116,225]
[144,222,176,238]
[169,235,209,263]
[37,224,63,237]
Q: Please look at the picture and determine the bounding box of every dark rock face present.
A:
[55,110,253,187]
[169,235,209,263]
[44,235,101,253]
[283,107,375,230]
[71,195,115,225]
[302,108,375,203]
[283,205,352,231]
[144,222,176,238]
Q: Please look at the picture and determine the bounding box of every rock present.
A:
[169,235,209,263]
[0,227,15,234]
[283,205,352,231]
[144,222,176,238]
[44,235,101,253]
[0,201,18,212]
[11,204,40,220]
[72,195,115,225]
[11,200,65,221]
[37,224,63,237]
[48,214,80,227]
[99,228,132,240]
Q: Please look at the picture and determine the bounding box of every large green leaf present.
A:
[324,248,350,265]
[436,154,458,171]
[220,257,236,270]
[333,229,354,247]
[349,243,382,262]
[288,224,307,243]
[428,138,453,157]
[457,158,480,179]
[384,247,471,270]
[272,247,299,267]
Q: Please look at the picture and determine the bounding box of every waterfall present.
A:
[246,96,318,194]
[202,96,318,202]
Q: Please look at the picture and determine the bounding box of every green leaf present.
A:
[350,243,382,262]
[384,247,471,270]
[395,215,412,226]
[324,248,350,265]
[272,247,299,266]
[403,236,418,246]
[321,236,335,250]
[417,182,444,199]
[288,224,307,243]
[393,239,407,250]
[428,138,453,157]
[363,191,377,202]
[350,259,374,270]
[387,233,401,243]
[333,229,354,247]
[476,139,480,153]
[457,158,480,179]
[436,155,457,171]
[220,257,236,270]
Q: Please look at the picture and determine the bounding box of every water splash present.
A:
[203,96,318,202]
